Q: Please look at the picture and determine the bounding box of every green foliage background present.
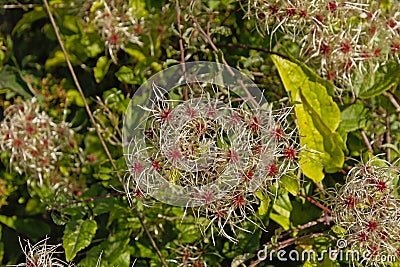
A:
[0,0,399,266]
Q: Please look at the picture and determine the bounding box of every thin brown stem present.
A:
[219,43,290,60]
[1,4,39,9]
[43,0,122,186]
[50,192,124,211]
[190,14,259,107]
[175,0,188,101]
[299,193,332,214]
[385,112,391,161]
[383,91,400,112]
[43,1,168,265]
[136,210,169,266]
[360,130,374,154]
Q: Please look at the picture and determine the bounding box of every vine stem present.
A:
[190,14,259,107]
[360,130,374,154]
[219,43,290,60]
[49,192,124,211]
[299,193,332,214]
[1,4,39,9]
[42,1,168,266]
[175,0,188,101]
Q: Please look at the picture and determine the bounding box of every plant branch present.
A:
[49,192,125,211]
[1,4,39,9]
[175,0,188,101]
[219,43,290,60]
[190,14,259,107]
[43,1,168,265]
[360,130,374,154]
[43,0,122,186]
[383,91,400,112]
[299,193,331,214]
[385,111,391,161]
[136,210,169,266]
[277,216,329,241]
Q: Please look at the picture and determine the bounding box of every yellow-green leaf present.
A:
[63,219,97,261]
[281,174,299,196]
[271,55,344,183]
[255,191,270,215]
[94,56,112,83]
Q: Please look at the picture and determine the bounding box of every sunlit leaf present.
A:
[63,219,98,261]
[272,55,344,183]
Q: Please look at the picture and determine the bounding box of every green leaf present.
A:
[66,89,85,107]
[94,56,112,83]
[0,215,50,240]
[115,66,135,84]
[281,174,299,196]
[0,66,32,98]
[12,7,47,35]
[63,219,98,261]
[124,47,146,61]
[79,230,131,267]
[255,190,270,215]
[176,222,202,243]
[270,191,292,230]
[269,213,291,230]
[291,200,322,226]
[60,15,83,34]
[339,100,368,133]
[357,62,400,98]
[45,50,79,69]
[271,55,344,183]
[331,225,347,236]
[303,260,317,267]
[25,198,46,215]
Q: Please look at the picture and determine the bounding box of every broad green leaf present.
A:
[94,56,112,83]
[115,65,135,84]
[12,7,47,35]
[0,66,32,98]
[331,225,347,236]
[269,213,291,230]
[124,48,146,61]
[81,33,104,58]
[51,211,69,226]
[60,15,83,34]
[78,230,131,267]
[63,219,98,261]
[281,174,299,196]
[271,55,344,183]
[25,198,46,215]
[176,222,202,243]
[0,215,50,240]
[239,224,262,251]
[66,89,85,107]
[357,62,400,98]
[339,100,368,133]
[45,50,79,69]
[270,191,292,230]
[255,190,270,215]
[291,200,322,226]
